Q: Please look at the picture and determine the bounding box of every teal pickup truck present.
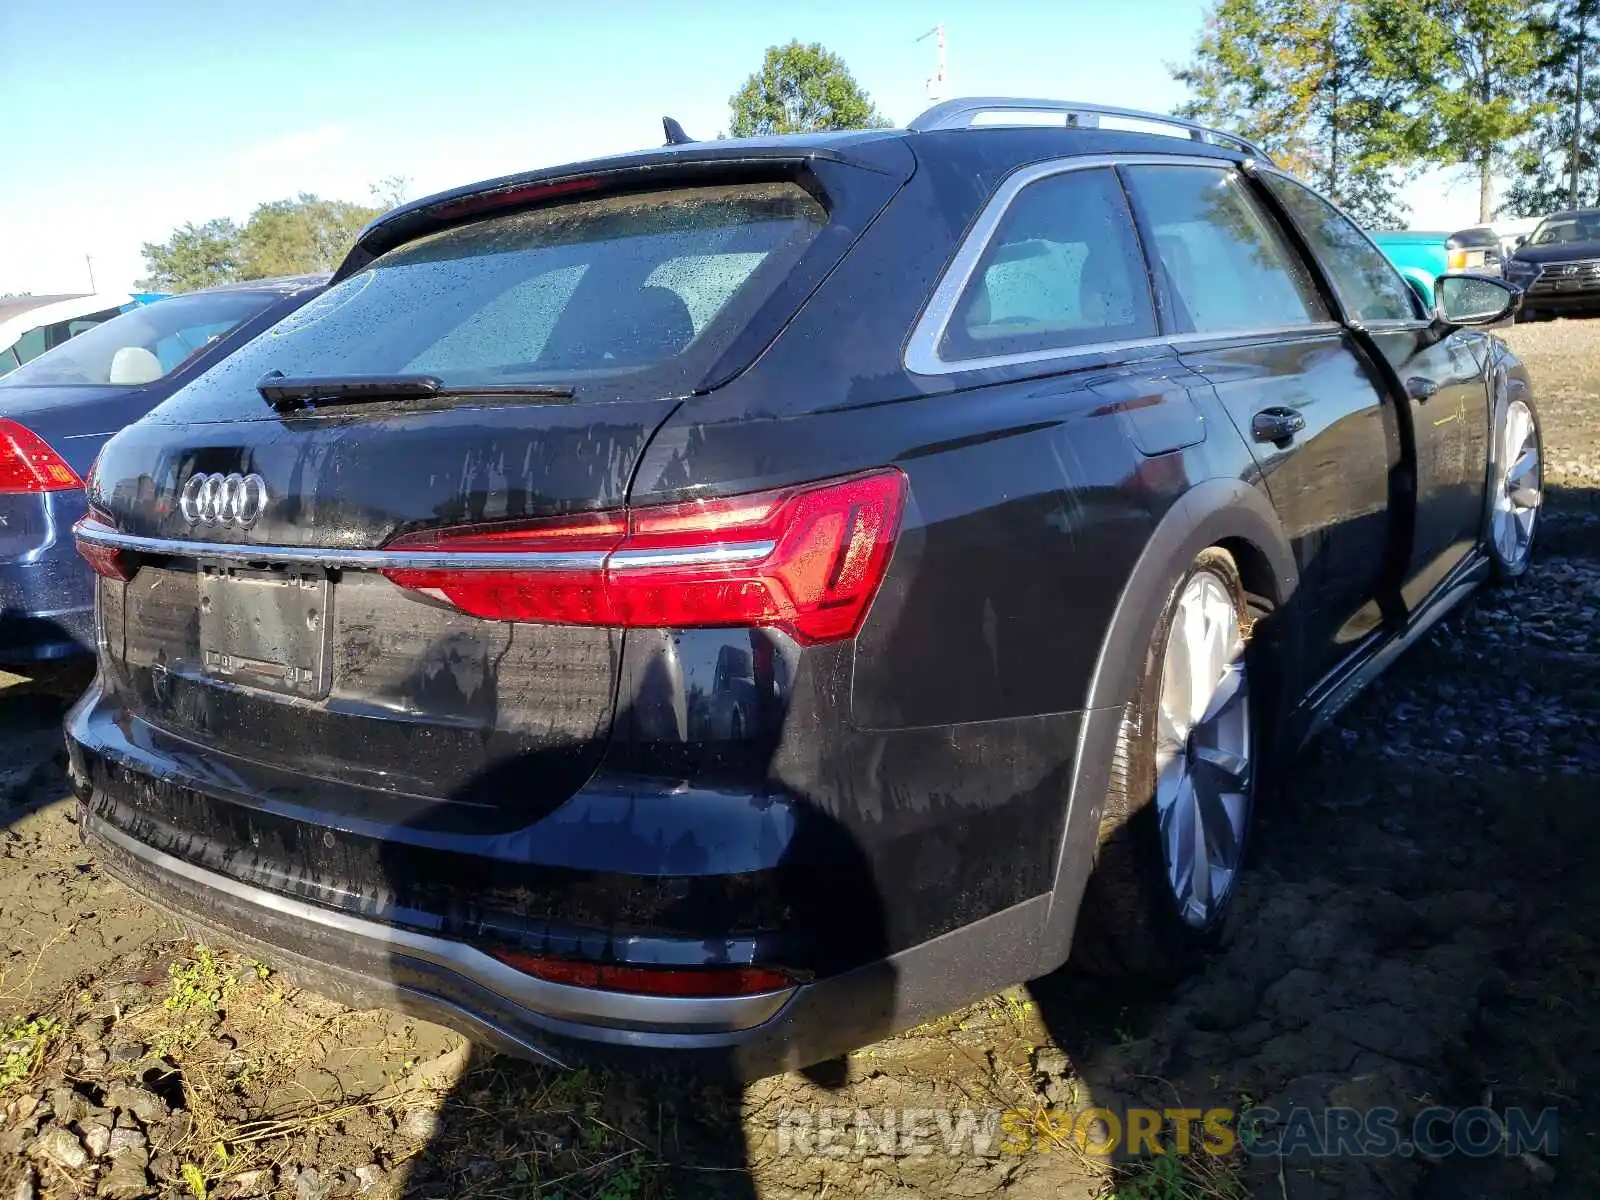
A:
[1368,230,1451,305]
[1369,227,1508,306]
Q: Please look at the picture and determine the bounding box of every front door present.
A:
[1256,172,1489,613]
[1119,162,1400,688]
[1360,327,1489,607]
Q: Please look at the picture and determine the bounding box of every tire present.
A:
[1484,389,1543,584]
[1072,547,1257,982]
[1515,306,1538,324]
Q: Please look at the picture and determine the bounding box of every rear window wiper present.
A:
[256,370,575,412]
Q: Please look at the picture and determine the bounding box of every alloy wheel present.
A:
[1492,398,1541,570]
[1154,571,1252,930]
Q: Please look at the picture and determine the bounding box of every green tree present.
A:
[237,194,383,278]
[1359,0,1551,221]
[368,174,413,210]
[1503,0,1598,215]
[728,41,891,137]
[1173,0,1412,226]
[137,218,242,293]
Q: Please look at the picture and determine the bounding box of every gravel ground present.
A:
[1,319,1597,1200]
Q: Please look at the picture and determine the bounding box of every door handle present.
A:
[1251,407,1306,445]
[1406,376,1440,402]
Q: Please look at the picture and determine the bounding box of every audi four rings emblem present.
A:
[179,473,270,528]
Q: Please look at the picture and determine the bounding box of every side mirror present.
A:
[1434,271,1520,327]
[1513,235,1528,248]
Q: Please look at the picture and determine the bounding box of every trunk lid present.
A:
[92,401,679,828]
[0,383,145,474]
[1,385,141,561]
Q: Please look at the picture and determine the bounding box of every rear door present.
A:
[1120,161,1399,685]
[1257,171,1489,611]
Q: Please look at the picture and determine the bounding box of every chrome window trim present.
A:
[904,154,1334,377]
[73,522,776,573]
[1359,318,1435,332]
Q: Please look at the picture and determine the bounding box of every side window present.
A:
[941,167,1155,361]
[0,347,20,374]
[13,328,47,364]
[67,310,121,337]
[1260,173,1418,323]
[1121,165,1323,334]
[153,321,235,372]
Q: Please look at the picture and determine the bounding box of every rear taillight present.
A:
[382,469,906,644]
[72,515,137,582]
[488,949,796,997]
[0,419,82,494]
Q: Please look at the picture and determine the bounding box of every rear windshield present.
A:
[1,291,278,388]
[157,183,827,407]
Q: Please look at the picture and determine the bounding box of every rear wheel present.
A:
[1073,548,1256,981]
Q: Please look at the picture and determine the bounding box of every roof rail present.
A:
[907,98,1271,162]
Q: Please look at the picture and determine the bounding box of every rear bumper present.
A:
[65,678,1055,1080]
[0,559,94,663]
[0,490,93,663]
[82,810,786,1067]
[1519,284,1600,311]
[80,805,1043,1081]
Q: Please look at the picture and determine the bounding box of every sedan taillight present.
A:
[0,419,82,494]
[382,469,907,644]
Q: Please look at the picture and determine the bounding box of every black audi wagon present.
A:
[68,98,1542,1080]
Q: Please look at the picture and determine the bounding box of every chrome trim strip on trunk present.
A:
[72,523,776,573]
[608,541,775,568]
[84,813,794,1034]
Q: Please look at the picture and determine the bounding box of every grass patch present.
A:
[0,1014,62,1090]
[105,942,431,1196]
[1105,1148,1248,1200]
[164,944,248,1015]
[401,1057,681,1200]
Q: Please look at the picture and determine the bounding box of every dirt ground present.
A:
[2,320,1598,1200]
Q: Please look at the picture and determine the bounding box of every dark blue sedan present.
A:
[0,275,326,662]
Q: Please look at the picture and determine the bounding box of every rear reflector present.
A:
[383,469,907,644]
[72,514,137,581]
[0,419,82,494]
[489,950,795,997]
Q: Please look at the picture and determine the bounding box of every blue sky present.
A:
[2,0,1482,295]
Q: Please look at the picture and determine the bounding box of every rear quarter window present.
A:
[939,167,1156,362]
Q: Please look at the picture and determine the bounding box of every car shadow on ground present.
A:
[384,673,891,1199]
[383,487,1600,1199]
[11,487,1597,1198]
[1029,483,1600,1198]
[0,648,94,823]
